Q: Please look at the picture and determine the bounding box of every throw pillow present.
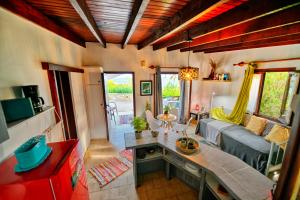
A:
[242,113,252,127]
[265,124,290,149]
[262,121,276,137]
[245,115,267,135]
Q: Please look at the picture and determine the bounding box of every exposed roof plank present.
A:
[196,33,300,53]
[0,0,85,47]
[122,0,150,48]
[182,22,300,52]
[69,0,106,47]
[137,0,222,49]
[154,0,300,50]
[178,5,300,52]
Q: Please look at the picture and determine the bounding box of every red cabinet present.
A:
[0,140,89,200]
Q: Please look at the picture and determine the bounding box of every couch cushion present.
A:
[245,115,267,135]
[262,121,276,136]
[265,124,290,149]
[221,125,271,154]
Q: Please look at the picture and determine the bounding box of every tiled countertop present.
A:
[124,130,274,200]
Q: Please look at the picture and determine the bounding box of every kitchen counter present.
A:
[124,130,274,200]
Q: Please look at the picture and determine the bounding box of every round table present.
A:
[157,113,177,133]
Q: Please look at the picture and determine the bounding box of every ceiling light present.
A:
[179,31,199,81]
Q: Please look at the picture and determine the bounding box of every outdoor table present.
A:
[157,113,177,133]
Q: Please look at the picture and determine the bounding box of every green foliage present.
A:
[164,105,171,113]
[131,117,146,132]
[259,72,289,118]
[107,80,133,94]
[162,81,180,97]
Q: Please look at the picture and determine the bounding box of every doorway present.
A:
[55,71,77,140]
[161,73,181,116]
[103,72,135,147]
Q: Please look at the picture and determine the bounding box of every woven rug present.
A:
[89,149,133,187]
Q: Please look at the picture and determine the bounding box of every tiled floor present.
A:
[84,124,197,200]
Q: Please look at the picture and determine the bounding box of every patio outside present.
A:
[104,74,134,127]
[162,74,181,110]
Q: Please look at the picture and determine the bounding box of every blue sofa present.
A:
[196,118,283,173]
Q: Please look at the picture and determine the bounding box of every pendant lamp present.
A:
[179,31,199,81]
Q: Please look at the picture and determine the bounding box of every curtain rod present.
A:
[233,57,300,66]
[148,66,180,69]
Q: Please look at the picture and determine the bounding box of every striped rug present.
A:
[89,149,133,187]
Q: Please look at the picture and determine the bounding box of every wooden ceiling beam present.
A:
[0,0,85,47]
[194,33,300,53]
[181,21,300,53]
[176,4,300,52]
[154,0,300,50]
[137,0,222,50]
[121,0,150,48]
[69,0,106,47]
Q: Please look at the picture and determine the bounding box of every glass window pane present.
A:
[161,74,180,109]
[248,74,262,113]
[280,72,300,123]
[259,72,289,118]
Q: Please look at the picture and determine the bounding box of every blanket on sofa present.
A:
[196,118,276,173]
[203,120,233,145]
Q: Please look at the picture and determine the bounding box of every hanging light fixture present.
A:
[179,31,199,81]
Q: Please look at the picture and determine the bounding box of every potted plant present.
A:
[131,117,146,139]
[164,105,170,115]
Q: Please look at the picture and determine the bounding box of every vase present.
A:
[151,131,159,137]
[135,131,142,139]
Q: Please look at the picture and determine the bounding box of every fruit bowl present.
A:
[176,137,199,155]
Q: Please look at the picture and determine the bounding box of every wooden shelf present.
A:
[164,154,201,179]
[206,173,233,200]
[7,106,55,129]
[137,151,163,163]
[202,79,232,82]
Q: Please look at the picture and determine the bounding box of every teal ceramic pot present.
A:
[14,135,48,170]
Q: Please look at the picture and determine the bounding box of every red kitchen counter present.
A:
[0,139,89,200]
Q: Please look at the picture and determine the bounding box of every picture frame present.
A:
[140,80,152,96]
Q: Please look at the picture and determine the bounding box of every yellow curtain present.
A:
[211,63,256,124]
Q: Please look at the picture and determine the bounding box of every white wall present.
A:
[83,42,300,131]
[0,8,90,160]
[82,42,201,117]
[70,73,90,152]
[189,44,300,111]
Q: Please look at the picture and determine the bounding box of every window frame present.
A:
[253,67,297,123]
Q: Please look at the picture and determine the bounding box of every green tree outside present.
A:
[259,72,289,118]
[107,80,133,93]
[162,81,180,97]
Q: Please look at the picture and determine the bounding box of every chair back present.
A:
[182,117,194,130]
[145,110,160,131]
[169,108,179,118]
[109,102,117,109]
[145,110,154,122]
[186,117,194,126]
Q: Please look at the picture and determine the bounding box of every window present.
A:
[249,69,299,123]
[161,73,181,109]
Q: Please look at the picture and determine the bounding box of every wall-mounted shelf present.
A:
[7,106,55,129]
[202,79,232,82]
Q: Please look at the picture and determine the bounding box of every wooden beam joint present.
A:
[69,0,106,47]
